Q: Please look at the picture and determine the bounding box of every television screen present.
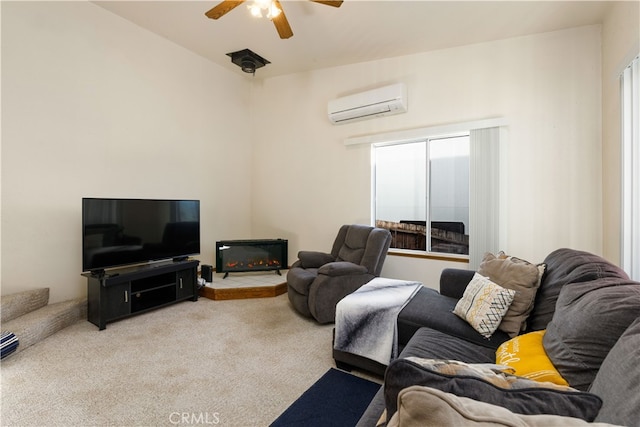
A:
[82,198,200,272]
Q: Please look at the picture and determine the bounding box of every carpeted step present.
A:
[1,297,87,356]
[1,288,50,323]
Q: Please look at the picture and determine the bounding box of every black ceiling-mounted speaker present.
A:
[226,49,270,75]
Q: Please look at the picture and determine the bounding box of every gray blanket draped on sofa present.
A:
[334,278,423,366]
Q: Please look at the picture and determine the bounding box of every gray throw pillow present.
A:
[527,248,630,332]
[388,386,611,427]
[590,316,640,426]
[543,278,640,391]
[478,252,543,337]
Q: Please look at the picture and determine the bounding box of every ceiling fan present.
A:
[205,0,344,39]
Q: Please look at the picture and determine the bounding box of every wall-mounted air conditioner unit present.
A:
[328,83,407,125]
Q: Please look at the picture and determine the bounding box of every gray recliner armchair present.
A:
[287,224,392,324]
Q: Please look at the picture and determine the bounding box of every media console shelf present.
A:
[84,259,200,330]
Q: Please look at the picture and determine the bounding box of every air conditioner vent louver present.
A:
[328,83,407,125]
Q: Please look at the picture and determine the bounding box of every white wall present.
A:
[251,26,603,287]
[1,2,253,302]
[601,1,640,264]
[3,4,629,301]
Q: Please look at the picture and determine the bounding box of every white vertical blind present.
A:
[621,56,639,280]
[469,127,501,269]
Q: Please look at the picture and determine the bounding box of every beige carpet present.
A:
[1,293,381,426]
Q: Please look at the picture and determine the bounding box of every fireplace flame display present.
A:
[216,239,288,279]
[225,258,282,270]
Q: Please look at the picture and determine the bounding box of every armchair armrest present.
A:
[439,268,475,299]
[318,261,368,277]
[297,251,336,268]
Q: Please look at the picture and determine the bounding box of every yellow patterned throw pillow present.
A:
[495,330,569,386]
[453,273,516,339]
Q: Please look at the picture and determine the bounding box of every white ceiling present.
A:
[94,1,615,79]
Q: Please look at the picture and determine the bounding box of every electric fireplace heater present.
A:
[215,239,288,278]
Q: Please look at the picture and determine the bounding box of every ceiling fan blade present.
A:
[272,0,293,39]
[205,0,245,20]
[310,0,343,7]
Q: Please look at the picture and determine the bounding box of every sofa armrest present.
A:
[439,269,475,299]
[318,261,368,277]
[297,251,335,268]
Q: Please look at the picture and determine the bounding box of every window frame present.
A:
[371,132,471,258]
[351,118,507,268]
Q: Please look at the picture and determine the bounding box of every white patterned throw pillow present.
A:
[453,273,516,338]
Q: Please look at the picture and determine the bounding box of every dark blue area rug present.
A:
[270,368,380,427]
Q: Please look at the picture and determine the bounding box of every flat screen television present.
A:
[82,198,200,273]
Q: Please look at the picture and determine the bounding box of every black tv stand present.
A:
[90,269,106,278]
[172,256,189,262]
[83,259,199,330]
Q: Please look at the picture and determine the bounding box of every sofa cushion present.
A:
[496,330,568,386]
[362,327,498,427]
[336,225,371,264]
[478,252,544,337]
[297,251,335,269]
[317,261,368,276]
[543,277,640,391]
[590,316,640,426]
[286,267,318,295]
[397,287,510,349]
[453,273,515,338]
[384,357,603,422]
[387,386,615,427]
[398,327,498,362]
[527,248,630,332]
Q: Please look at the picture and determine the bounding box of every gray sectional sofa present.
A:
[341,248,640,426]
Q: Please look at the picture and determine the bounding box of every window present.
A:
[350,118,503,268]
[621,56,639,280]
[373,134,470,256]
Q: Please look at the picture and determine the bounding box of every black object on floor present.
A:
[1,331,19,359]
[270,368,380,427]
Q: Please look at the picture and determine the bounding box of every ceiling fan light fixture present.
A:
[267,3,281,19]
[246,0,281,19]
[248,4,262,17]
[206,0,342,39]
[254,0,272,9]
